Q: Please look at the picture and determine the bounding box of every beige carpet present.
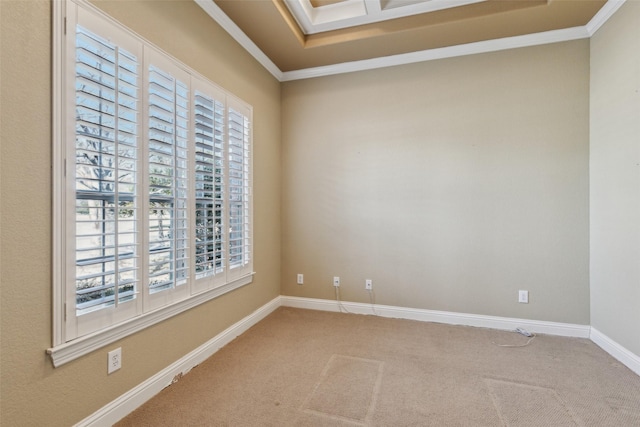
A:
[116,307,640,426]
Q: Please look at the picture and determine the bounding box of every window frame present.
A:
[49,0,254,367]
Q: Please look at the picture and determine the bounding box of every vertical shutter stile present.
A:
[116,46,140,308]
[227,104,251,274]
[146,52,190,308]
[194,86,226,284]
[175,80,190,287]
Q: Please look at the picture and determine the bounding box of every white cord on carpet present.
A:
[492,330,536,348]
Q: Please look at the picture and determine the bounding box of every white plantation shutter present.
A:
[227,102,252,279]
[193,78,227,291]
[53,0,253,361]
[69,9,142,339]
[145,51,190,308]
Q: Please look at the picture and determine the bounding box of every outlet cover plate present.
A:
[518,290,529,304]
[108,347,122,374]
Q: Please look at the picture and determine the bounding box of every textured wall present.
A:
[0,1,281,425]
[590,1,640,356]
[281,40,590,325]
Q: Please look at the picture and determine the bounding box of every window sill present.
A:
[47,272,254,367]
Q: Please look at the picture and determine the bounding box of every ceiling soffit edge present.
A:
[272,0,306,47]
[198,0,626,82]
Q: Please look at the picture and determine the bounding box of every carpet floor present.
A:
[116,307,640,426]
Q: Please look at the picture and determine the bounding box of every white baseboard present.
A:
[282,296,640,376]
[280,296,591,338]
[75,296,282,427]
[78,295,639,426]
[590,327,640,376]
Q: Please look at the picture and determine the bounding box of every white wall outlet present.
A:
[297,274,304,285]
[365,279,372,290]
[108,347,122,374]
[333,276,340,287]
[518,290,529,304]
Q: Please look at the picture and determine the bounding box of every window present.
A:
[50,0,253,366]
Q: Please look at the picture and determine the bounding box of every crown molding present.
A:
[281,26,589,81]
[586,0,626,36]
[194,0,284,81]
[197,0,623,82]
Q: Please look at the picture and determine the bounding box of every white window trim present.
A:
[48,274,253,367]
[48,0,254,367]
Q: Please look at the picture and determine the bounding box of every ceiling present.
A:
[198,0,616,80]
[285,0,493,34]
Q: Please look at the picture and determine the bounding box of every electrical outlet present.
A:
[108,347,122,374]
[365,279,372,290]
[297,274,304,285]
[518,290,529,304]
[333,276,340,287]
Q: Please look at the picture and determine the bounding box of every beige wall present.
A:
[0,1,281,425]
[281,40,591,324]
[4,0,636,424]
[590,1,640,356]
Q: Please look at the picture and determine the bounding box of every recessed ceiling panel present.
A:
[286,0,488,34]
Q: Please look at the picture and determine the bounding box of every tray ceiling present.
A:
[208,0,608,74]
